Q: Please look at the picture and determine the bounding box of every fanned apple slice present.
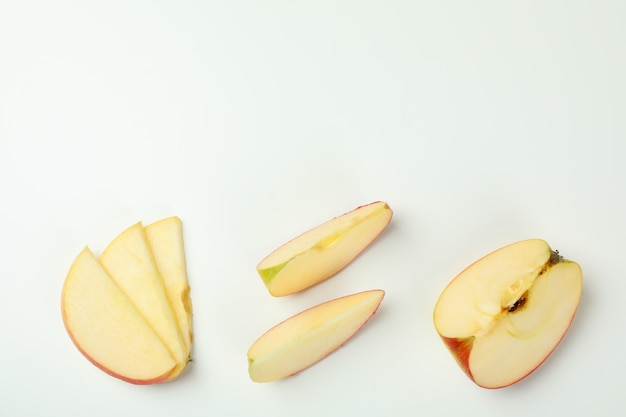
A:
[257,202,393,296]
[145,216,193,380]
[99,222,188,376]
[247,289,385,382]
[433,239,583,389]
[62,248,176,384]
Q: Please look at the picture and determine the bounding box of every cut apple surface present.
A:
[61,217,192,384]
[247,289,385,383]
[145,217,193,365]
[62,248,176,384]
[433,239,582,389]
[257,202,393,296]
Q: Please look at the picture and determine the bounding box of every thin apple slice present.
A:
[62,248,176,384]
[145,216,193,380]
[99,222,188,377]
[433,239,583,389]
[257,202,392,296]
[247,289,385,382]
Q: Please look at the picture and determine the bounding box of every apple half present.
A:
[61,217,192,384]
[257,202,393,296]
[433,239,582,389]
[248,289,385,382]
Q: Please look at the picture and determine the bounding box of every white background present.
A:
[1,1,624,416]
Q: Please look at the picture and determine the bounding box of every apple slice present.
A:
[433,239,583,389]
[145,217,193,373]
[62,248,176,384]
[257,202,392,296]
[247,289,385,382]
[99,222,189,378]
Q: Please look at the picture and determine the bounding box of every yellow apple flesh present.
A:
[62,218,192,384]
[145,216,193,379]
[257,202,392,296]
[62,248,176,384]
[247,289,385,382]
[433,239,582,389]
[99,222,188,377]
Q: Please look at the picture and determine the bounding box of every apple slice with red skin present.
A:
[247,289,385,382]
[62,248,176,384]
[257,202,392,296]
[145,216,193,380]
[99,222,189,378]
[62,218,192,384]
[433,239,582,389]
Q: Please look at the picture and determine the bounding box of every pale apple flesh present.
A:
[145,216,193,379]
[98,222,189,374]
[62,218,192,384]
[247,289,385,382]
[62,248,176,384]
[257,202,392,296]
[433,239,582,389]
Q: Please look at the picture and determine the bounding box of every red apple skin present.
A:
[440,336,474,381]
[61,314,174,385]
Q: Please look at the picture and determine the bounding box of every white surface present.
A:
[1,1,624,416]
